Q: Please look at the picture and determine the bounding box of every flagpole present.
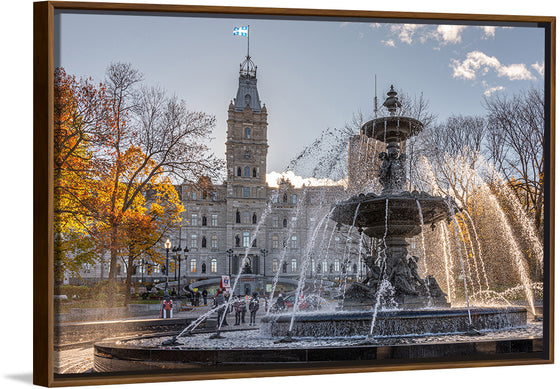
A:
[247,25,250,58]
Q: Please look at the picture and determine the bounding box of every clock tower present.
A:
[225,55,269,198]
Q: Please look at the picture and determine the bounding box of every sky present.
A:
[54,9,545,174]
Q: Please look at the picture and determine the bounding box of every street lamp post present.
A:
[226,249,233,279]
[164,238,171,297]
[260,248,268,277]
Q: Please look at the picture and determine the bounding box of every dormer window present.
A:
[244,127,251,139]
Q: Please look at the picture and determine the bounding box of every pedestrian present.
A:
[276,293,285,312]
[241,295,247,323]
[234,296,242,325]
[189,290,195,306]
[195,289,201,306]
[214,288,228,326]
[202,289,208,305]
[249,292,259,326]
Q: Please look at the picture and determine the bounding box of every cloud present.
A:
[532,61,544,77]
[434,25,466,44]
[479,26,496,39]
[266,171,346,189]
[483,85,505,96]
[339,22,350,28]
[390,24,421,44]
[369,23,381,29]
[451,51,536,81]
[382,39,396,47]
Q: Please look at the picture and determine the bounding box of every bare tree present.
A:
[484,87,545,234]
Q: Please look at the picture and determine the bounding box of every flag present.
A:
[233,26,248,37]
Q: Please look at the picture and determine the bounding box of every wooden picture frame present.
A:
[34,1,555,387]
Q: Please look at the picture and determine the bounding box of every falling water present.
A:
[266,192,308,315]
[339,203,361,307]
[451,213,473,325]
[217,201,272,331]
[461,210,490,291]
[415,200,434,305]
[369,198,390,336]
[288,212,332,333]
[457,213,484,296]
[440,223,455,301]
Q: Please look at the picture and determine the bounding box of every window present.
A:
[243,211,251,224]
[292,194,297,204]
[191,214,198,226]
[211,235,218,249]
[291,216,297,227]
[253,168,257,177]
[243,187,250,198]
[243,231,250,247]
[235,234,240,247]
[212,192,218,201]
[272,215,279,227]
[244,127,251,138]
[201,216,207,226]
[252,213,257,224]
[192,192,197,200]
[272,235,279,249]
[211,259,217,273]
[190,259,196,273]
[290,235,298,248]
[244,166,250,177]
[272,258,278,272]
[272,193,278,203]
[201,263,207,274]
[310,259,315,273]
[211,214,218,226]
[322,261,328,273]
[237,167,242,176]
[334,259,340,272]
[201,236,207,248]
[191,234,197,248]
[410,238,417,249]
[291,259,297,272]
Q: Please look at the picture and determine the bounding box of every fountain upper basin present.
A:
[331,191,454,238]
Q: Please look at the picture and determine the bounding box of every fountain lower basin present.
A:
[261,307,527,337]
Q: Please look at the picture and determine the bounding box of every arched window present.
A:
[211,235,218,248]
[190,259,196,273]
[236,210,241,223]
[237,167,242,176]
[253,168,257,177]
[243,231,250,247]
[211,259,217,272]
[201,216,207,226]
[290,235,298,248]
[291,259,297,272]
[244,166,250,177]
[252,213,257,224]
[244,127,251,138]
[201,262,207,274]
[235,234,240,247]
[292,194,297,204]
[201,236,207,248]
[283,218,288,228]
[272,258,278,272]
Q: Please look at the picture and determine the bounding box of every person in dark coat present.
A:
[202,289,208,305]
[249,292,259,326]
[276,293,285,311]
[241,295,247,323]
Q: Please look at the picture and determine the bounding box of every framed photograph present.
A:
[34,1,555,386]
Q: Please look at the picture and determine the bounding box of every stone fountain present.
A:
[331,85,454,310]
